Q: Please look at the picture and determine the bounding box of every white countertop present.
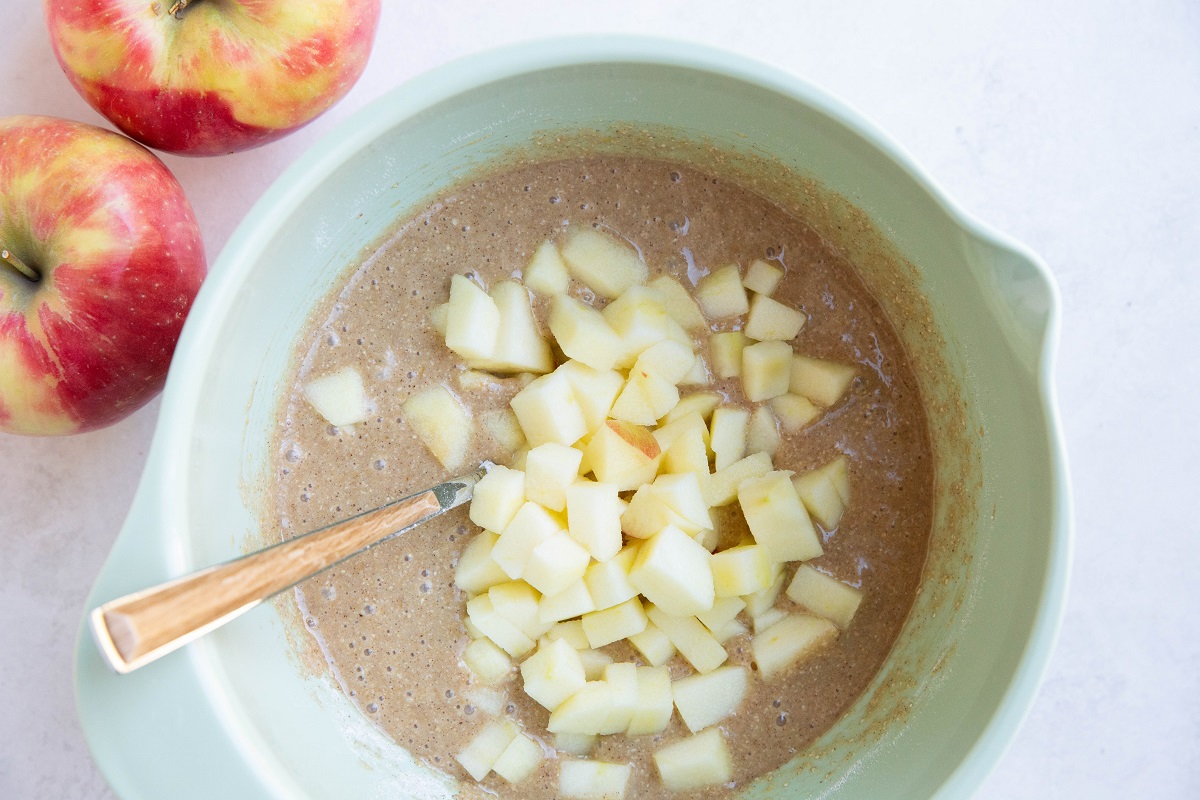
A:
[2,1,1197,797]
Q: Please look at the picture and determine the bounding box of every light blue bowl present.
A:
[75,37,1071,799]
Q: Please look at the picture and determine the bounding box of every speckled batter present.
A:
[271,156,934,798]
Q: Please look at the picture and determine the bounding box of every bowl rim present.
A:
[78,34,1072,800]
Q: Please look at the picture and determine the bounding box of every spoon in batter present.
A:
[89,462,492,675]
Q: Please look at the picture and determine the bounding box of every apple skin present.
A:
[44,0,381,156]
[0,116,206,435]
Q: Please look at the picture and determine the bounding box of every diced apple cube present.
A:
[402,385,472,472]
[547,681,613,734]
[793,456,851,529]
[710,544,773,597]
[525,532,591,597]
[752,606,788,635]
[539,579,597,624]
[524,443,583,512]
[712,618,749,644]
[747,405,780,457]
[621,485,690,539]
[649,275,708,331]
[549,295,625,372]
[742,259,784,296]
[652,411,710,452]
[457,369,498,393]
[521,638,587,711]
[556,360,625,431]
[672,665,747,733]
[705,451,773,507]
[603,286,690,368]
[664,392,722,423]
[752,614,839,680]
[456,719,518,781]
[481,408,526,455]
[791,355,856,407]
[627,665,674,735]
[492,733,544,783]
[632,339,696,385]
[738,471,824,563]
[695,265,749,319]
[629,526,715,617]
[492,502,564,579]
[480,280,553,374]
[455,532,511,595]
[444,274,500,362]
[710,406,749,470]
[466,595,535,657]
[744,293,805,341]
[511,371,588,447]
[628,621,677,667]
[645,605,727,674]
[585,420,662,491]
[430,303,449,337]
[577,648,615,680]
[303,366,368,427]
[566,480,623,562]
[524,239,570,296]
[554,733,597,757]
[610,371,680,425]
[695,596,746,633]
[663,426,711,492]
[602,662,640,734]
[469,465,526,533]
[561,227,648,299]
[581,597,648,648]
[678,354,710,386]
[743,563,787,617]
[583,544,640,610]
[769,393,821,433]
[653,728,732,791]
[786,564,863,629]
[693,527,720,553]
[462,637,513,684]
[741,340,793,401]
[709,331,749,379]
[650,472,713,532]
[489,580,552,639]
[559,759,631,800]
[547,619,590,650]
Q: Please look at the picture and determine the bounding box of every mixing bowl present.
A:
[75,36,1071,799]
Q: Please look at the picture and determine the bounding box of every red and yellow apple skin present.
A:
[0,116,206,435]
[44,0,382,156]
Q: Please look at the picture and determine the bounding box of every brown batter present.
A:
[271,156,933,798]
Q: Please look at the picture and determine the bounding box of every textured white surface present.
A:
[1,1,1197,797]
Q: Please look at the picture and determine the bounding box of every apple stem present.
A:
[167,0,195,18]
[0,248,39,282]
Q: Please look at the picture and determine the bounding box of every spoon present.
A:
[90,462,492,674]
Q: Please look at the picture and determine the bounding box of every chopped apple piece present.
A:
[752,606,787,635]
[585,420,661,491]
[577,648,615,680]
[559,759,632,800]
[695,265,749,319]
[556,360,624,430]
[492,502,564,579]
[462,637,513,685]
[566,480,623,562]
[743,259,784,296]
[601,662,640,734]
[511,371,589,448]
[457,369,498,392]
[548,681,613,734]
[455,532,511,595]
[466,595,535,657]
[444,274,501,362]
[793,456,851,528]
[547,619,590,650]
[489,581,552,639]
[402,385,471,471]
[710,544,773,598]
[524,443,583,512]
[554,733,597,757]
[561,227,648,299]
[525,532,591,597]
[464,686,506,716]
[746,405,781,457]
[539,579,597,624]
[791,355,856,407]
[479,280,554,374]
[645,605,727,673]
[622,473,712,539]
[629,526,715,617]
[752,613,839,680]
[738,471,824,563]
[430,303,449,337]
[710,406,749,470]
[521,638,588,711]
[304,366,368,427]
[469,465,526,533]
[678,354,710,386]
[672,665,747,733]
[492,733,544,784]
[743,563,787,616]
[622,484,690,539]
[693,527,720,552]
[649,275,708,331]
[632,339,696,385]
[786,564,863,629]
[663,426,711,491]
[456,719,518,781]
[549,295,625,371]
[695,596,746,633]
[602,286,690,368]
[628,621,677,666]
[741,340,793,402]
[769,393,821,433]
[481,408,526,455]
[713,618,748,644]
[581,597,648,648]
[653,728,733,791]
[524,239,570,296]
[627,665,674,736]
[664,391,722,423]
[652,411,709,452]
[709,331,749,379]
[744,293,805,341]
[583,544,640,610]
[705,451,773,507]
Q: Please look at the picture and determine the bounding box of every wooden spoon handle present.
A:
[91,464,488,674]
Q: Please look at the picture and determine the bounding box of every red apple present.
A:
[0,116,206,435]
[44,0,382,156]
